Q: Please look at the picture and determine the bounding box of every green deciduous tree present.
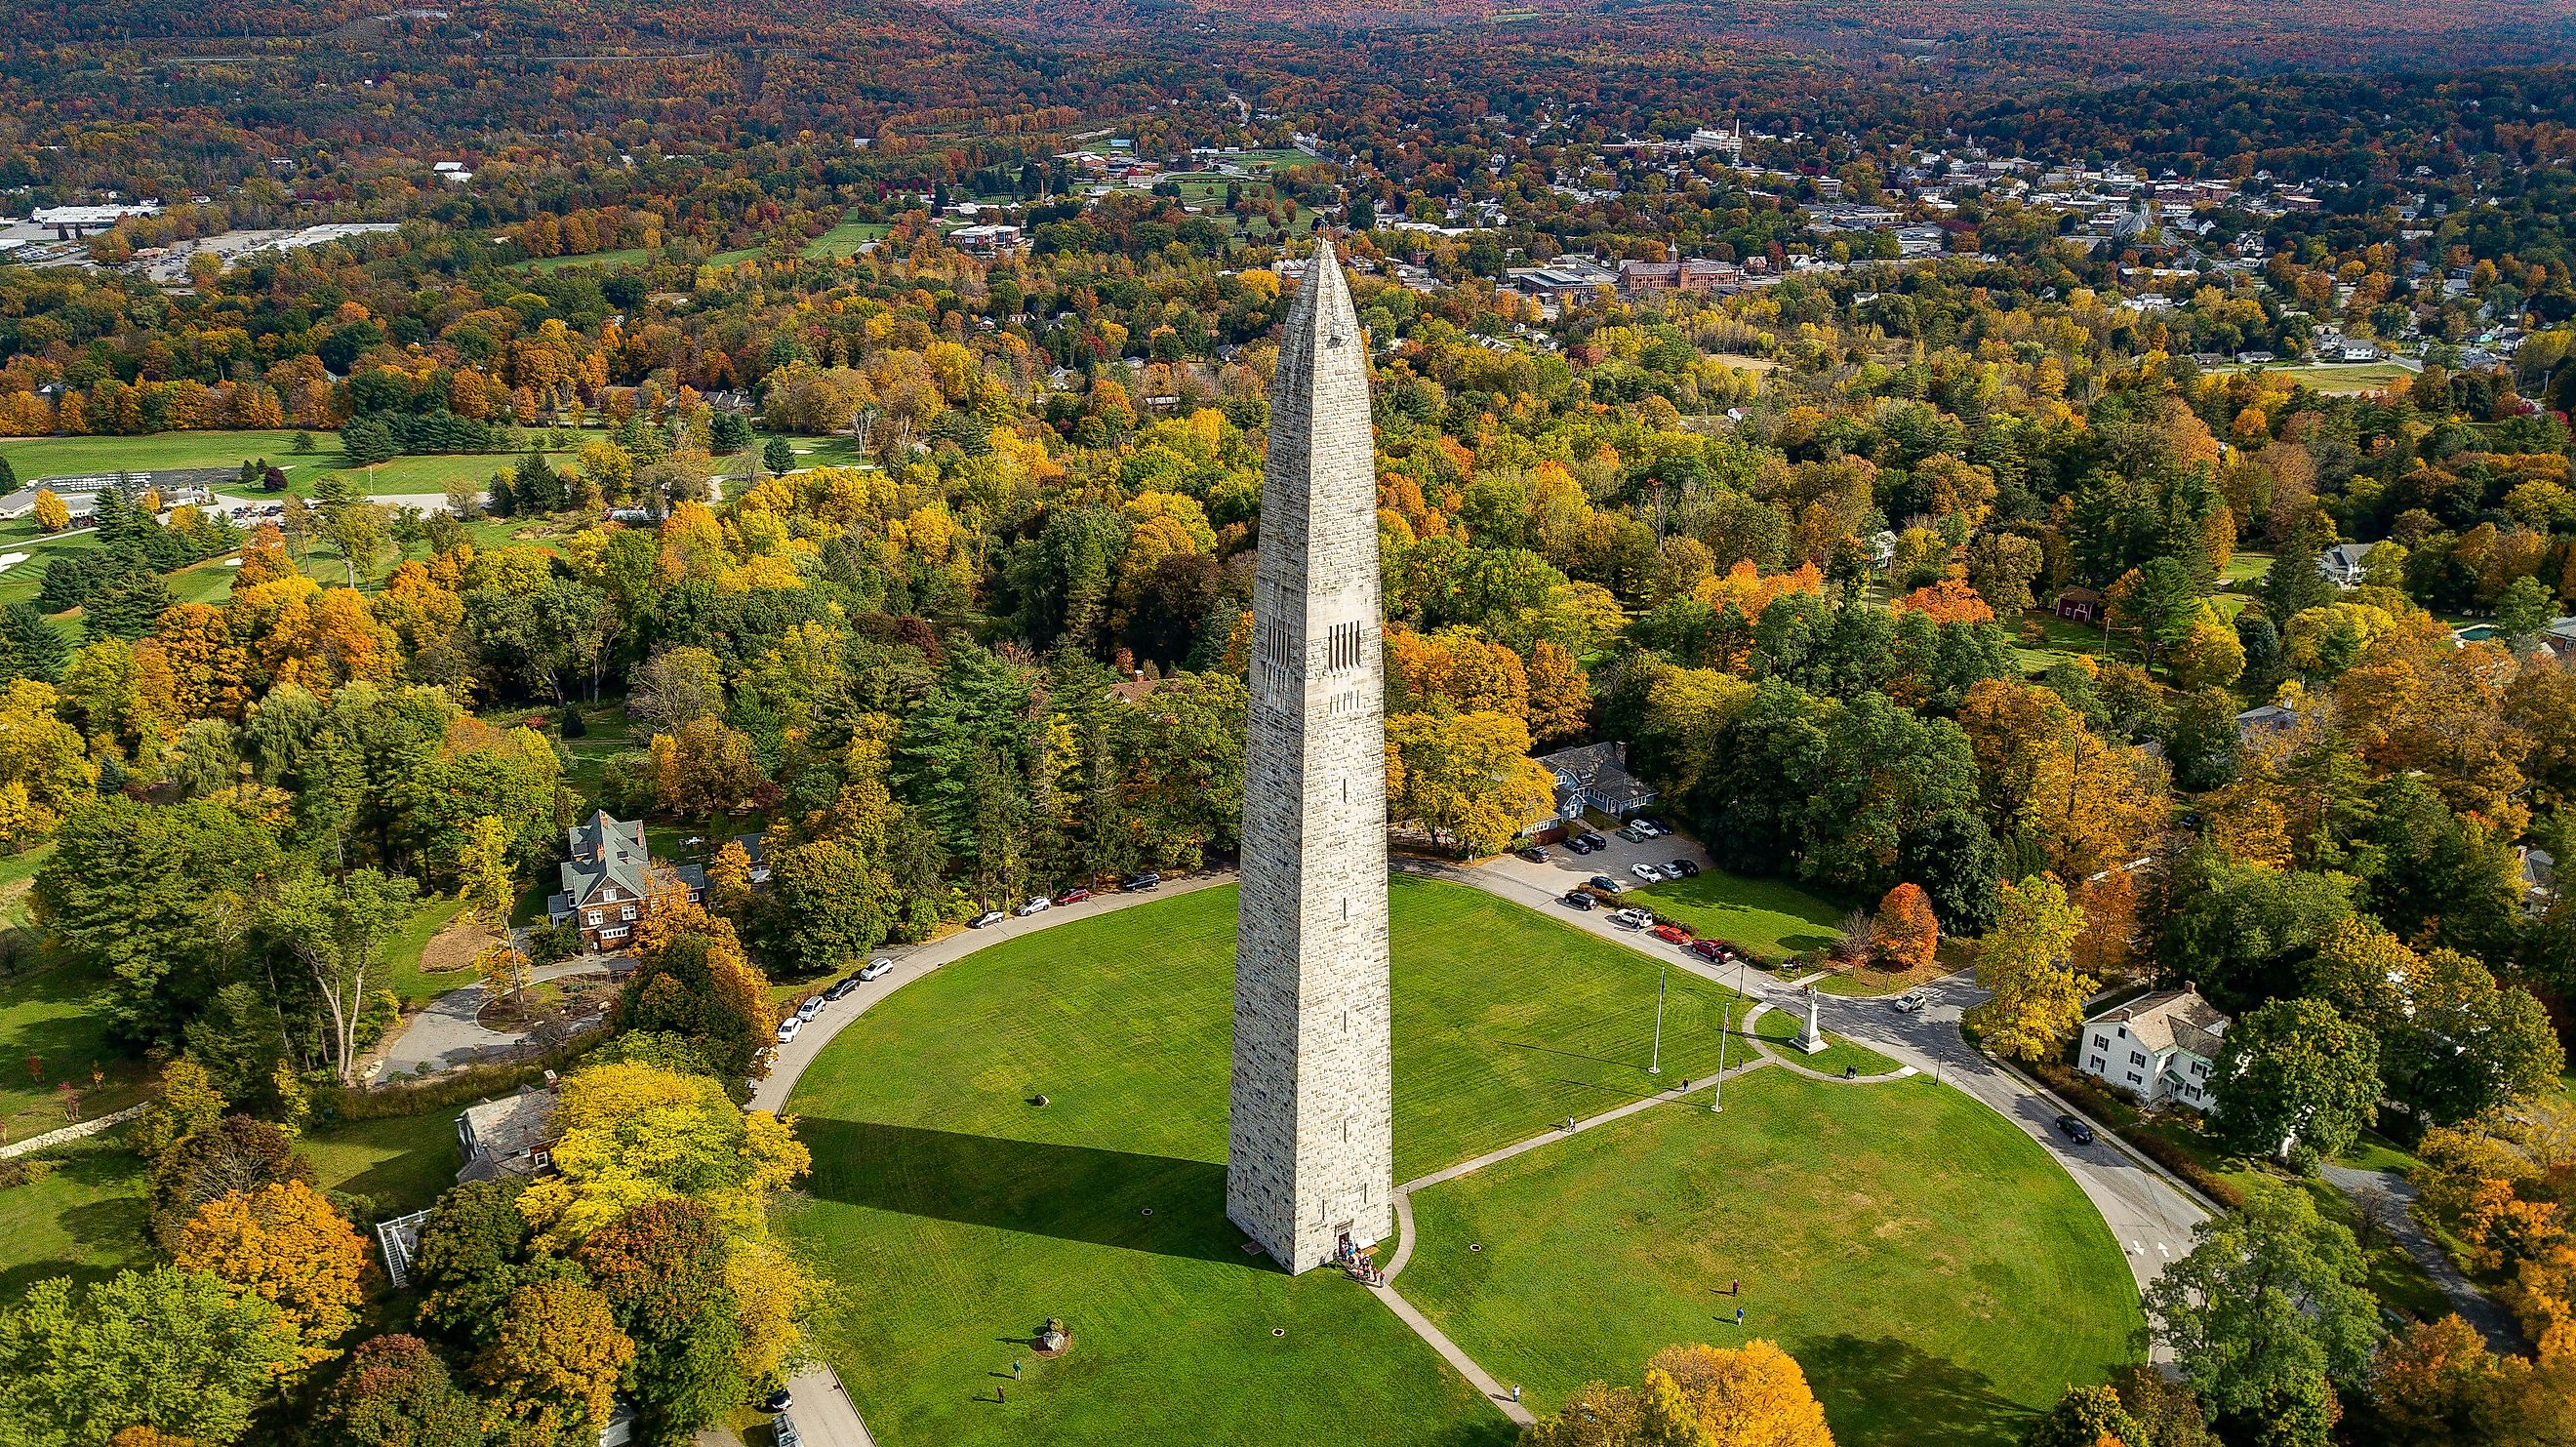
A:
[2209,996,2381,1171]
[2146,1183,2379,1439]
[0,1267,299,1446]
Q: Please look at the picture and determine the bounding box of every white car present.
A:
[775,1016,803,1044]
[1016,895,1052,917]
[1891,992,1927,1015]
[1610,907,1654,930]
[1630,864,1666,884]
[794,996,825,1023]
[858,957,894,982]
[970,909,1008,928]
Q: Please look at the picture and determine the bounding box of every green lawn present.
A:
[804,215,892,260]
[1398,1070,2142,1447]
[519,247,654,274]
[3,429,596,504]
[1626,866,1844,963]
[1752,1005,1902,1078]
[384,895,475,1007]
[0,1109,464,1297]
[0,1134,154,1300]
[0,958,150,1142]
[776,876,1752,1447]
[298,1108,466,1220]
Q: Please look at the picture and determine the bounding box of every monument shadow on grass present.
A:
[1794,1335,2032,1447]
[794,1117,1268,1268]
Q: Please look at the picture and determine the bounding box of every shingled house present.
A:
[1537,741,1659,824]
[2075,985,2231,1112]
[545,810,705,953]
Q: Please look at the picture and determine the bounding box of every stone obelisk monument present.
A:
[1227,239,1394,1274]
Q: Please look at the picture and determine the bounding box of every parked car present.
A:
[2053,1113,2096,1145]
[1580,832,1608,850]
[1670,859,1700,878]
[1616,824,1649,843]
[1649,923,1691,945]
[1890,992,1925,1014]
[1015,895,1052,916]
[763,1387,793,1413]
[1054,887,1093,905]
[858,957,894,983]
[1610,907,1654,929]
[970,909,1007,928]
[774,1415,803,1447]
[825,975,862,1001]
[1121,870,1162,892]
[1562,891,1594,910]
[1589,874,1624,894]
[1515,846,1549,864]
[1637,818,1671,836]
[794,995,825,1023]
[775,1017,803,1044]
[1630,863,1666,883]
[1688,939,1728,962]
[1564,835,1596,856]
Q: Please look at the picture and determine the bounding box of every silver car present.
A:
[1630,863,1666,884]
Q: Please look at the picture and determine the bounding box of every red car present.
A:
[1054,887,1093,905]
[1688,939,1728,961]
[1649,923,1692,945]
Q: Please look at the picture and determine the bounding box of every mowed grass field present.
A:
[1751,1004,1901,1077]
[0,429,596,502]
[1626,865,1845,962]
[779,876,2133,1446]
[1397,1070,2142,1447]
[777,876,1749,1447]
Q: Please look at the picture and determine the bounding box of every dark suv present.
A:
[1121,870,1162,892]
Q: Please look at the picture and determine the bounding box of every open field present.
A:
[779,876,2132,1446]
[1399,1070,2142,1447]
[776,876,1750,1447]
[1,429,595,503]
[2218,360,2416,394]
[1626,865,1844,962]
[805,215,893,259]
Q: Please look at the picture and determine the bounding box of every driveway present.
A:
[1415,834,2208,1291]
[2322,1162,2524,1352]
[374,953,630,1079]
[778,1365,874,1447]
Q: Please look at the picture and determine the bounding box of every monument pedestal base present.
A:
[1793,1032,1830,1055]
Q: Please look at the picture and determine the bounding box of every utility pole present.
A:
[1648,964,1666,1074]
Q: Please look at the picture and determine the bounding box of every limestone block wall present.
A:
[1228,243,1396,1274]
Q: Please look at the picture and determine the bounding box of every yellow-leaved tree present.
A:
[1525,1340,1834,1447]
[515,1060,811,1251]
[175,1180,372,1372]
[1964,874,2093,1063]
[31,488,69,533]
[1384,705,1556,859]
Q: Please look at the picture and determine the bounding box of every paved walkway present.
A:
[2321,1163,2524,1353]
[375,952,624,1078]
[1371,1058,1777,1427]
[1737,1002,1917,1084]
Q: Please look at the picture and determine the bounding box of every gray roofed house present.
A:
[1537,741,1659,824]
[545,810,705,952]
[2075,985,2230,1112]
[456,1087,559,1183]
[2317,541,2379,587]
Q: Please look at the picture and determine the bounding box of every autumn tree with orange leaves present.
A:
[175,1180,372,1372]
[1875,883,1939,973]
